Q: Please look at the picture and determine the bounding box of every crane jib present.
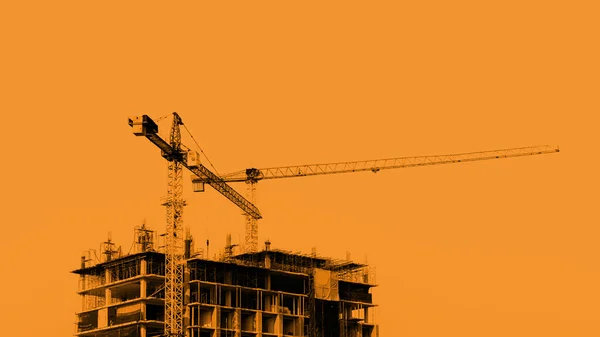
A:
[190,145,559,184]
[128,114,262,220]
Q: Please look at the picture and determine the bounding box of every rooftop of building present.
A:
[73,248,368,273]
[72,226,376,285]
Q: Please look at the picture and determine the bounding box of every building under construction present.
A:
[73,225,379,337]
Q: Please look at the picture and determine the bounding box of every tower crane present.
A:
[191,145,560,252]
[128,113,261,337]
[128,111,559,335]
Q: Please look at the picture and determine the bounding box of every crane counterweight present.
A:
[128,115,158,136]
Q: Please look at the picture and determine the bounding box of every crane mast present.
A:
[163,113,185,337]
[193,144,560,252]
[244,180,258,253]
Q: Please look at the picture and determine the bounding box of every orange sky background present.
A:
[1,1,599,336]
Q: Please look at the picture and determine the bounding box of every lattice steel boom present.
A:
[128,114,261,220]
[193,144,559,252]
[200,145,560,183]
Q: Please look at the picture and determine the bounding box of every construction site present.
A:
[72,113,559,337]
[73,226,377,337]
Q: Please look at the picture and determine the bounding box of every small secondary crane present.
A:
[192,145,560,252]
[128,113,261,337]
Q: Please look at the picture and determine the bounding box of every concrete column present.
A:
[225,290,232,307]
[104,267,112,312]
[140,259,147,276]
[140,258,148,337]
[256,311,262,337]
[258,290,262,311]
[275,313,282,337]
[183,265,190,337]
[265,254,271,269]
[105,268,111,284]
[235,308,241,337]
[215,307,220,334]
[140,280,147,299]
[105,288,112,306]
[265,274,271,291]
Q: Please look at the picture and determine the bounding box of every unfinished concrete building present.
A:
[73,226,379,337]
